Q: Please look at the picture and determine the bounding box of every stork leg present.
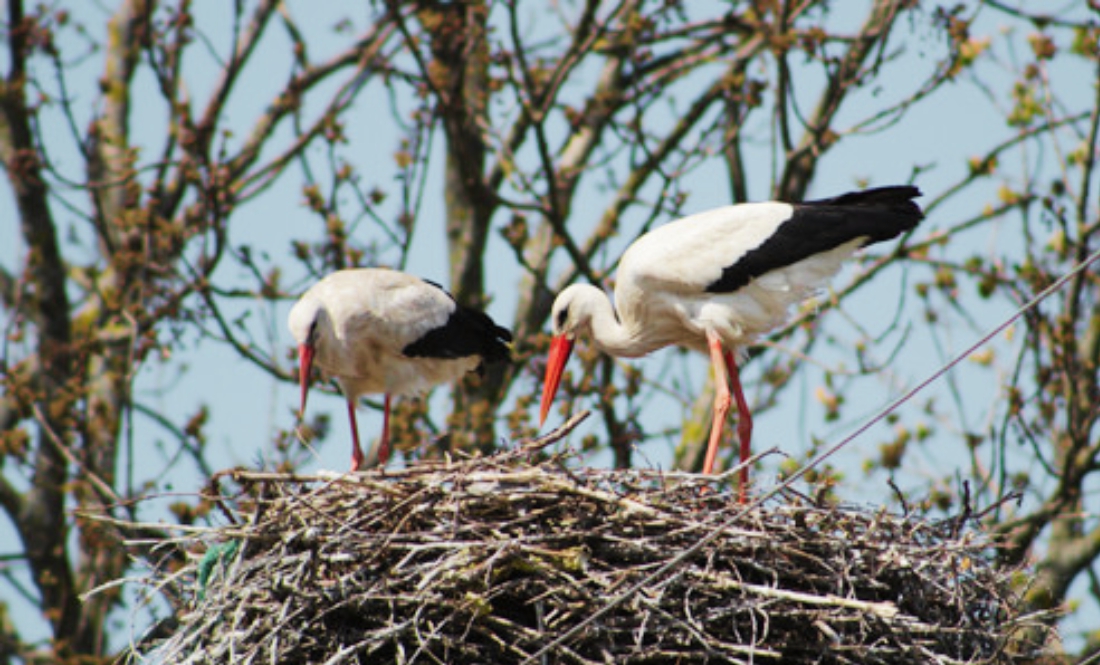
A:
[347,398,365,472]
[378,393,393,467]
[723,350,753,503]
[702,330,732,478]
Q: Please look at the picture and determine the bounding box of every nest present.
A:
[130,417,1044,664]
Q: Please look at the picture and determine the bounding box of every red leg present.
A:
[702,330,732,477]
[347,398,364,472]
[377,393,392,467]
[724,350,753,503]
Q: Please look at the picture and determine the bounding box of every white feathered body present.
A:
[611,203,862,355]
[549,187,923,358]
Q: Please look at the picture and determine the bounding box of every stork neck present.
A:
[577,287,648,358]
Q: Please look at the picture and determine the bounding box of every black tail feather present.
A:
[802,185,924,240]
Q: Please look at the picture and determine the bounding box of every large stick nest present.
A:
[131,418,1045,664]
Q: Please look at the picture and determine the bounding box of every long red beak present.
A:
[539,335,574,427]
[298,343,315,419]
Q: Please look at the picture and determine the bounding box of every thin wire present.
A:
[520,244,1100,664]
[1077,646,1100,665]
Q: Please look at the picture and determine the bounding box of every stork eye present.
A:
[307,318,319,344]
[555,306,569,331]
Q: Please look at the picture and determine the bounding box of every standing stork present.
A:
[289,268,512,470]
[539,186,923,498]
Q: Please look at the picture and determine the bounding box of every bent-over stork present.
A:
[540,186,923,498]
[289,268,512,470]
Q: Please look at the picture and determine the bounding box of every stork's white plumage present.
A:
[539,186,923,500]
[289,268,512,470]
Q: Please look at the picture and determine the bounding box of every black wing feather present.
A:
[706,186,923,294]
[402,281,513,363]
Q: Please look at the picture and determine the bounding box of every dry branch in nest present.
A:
[128,415,1046,664]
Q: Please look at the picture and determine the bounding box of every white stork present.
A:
[539,186,923,499]
[289,268,512,470]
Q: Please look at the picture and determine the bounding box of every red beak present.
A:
[539,335,575,427]
[298,343,315,419]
